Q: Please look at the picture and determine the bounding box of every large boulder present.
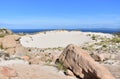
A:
[58,44,116,79]
[1,35,20,49]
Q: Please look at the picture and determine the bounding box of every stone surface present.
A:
[0,28,13,35]
[21,56,30,61]
[2,35,17,49]
[15,44,28,57]
[6,64,76,79]
[0,51,10,60]
[65,69,74,76]
[105,65,120,79]
[29,56,42,64]
[6,48,15,55]
[1,66,17,77]
[91,53,116,62]
[59,44,116,79]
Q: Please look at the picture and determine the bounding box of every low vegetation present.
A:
[0,45,3,49]
[0,28,13,38]
[114,32,120,37]
[110,37,120,43]
[44,58,67,72]
[82,35,120,54]
[55,59,67,71]
[0,34,6,38]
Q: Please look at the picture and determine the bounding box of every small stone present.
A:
[65,69,74,76]
[21,56,30,61]
[29,57,41,64]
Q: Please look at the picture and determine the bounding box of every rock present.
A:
[58,44,116,79]
[0,28,13,35]
[21,56,30,61]
[91,53,100,61]
[13,35,20,41]
[6,48,15,55]
[29,56,42,64]
[0,51,9,60]
[2,35,17,49]
[15,44,28,57]
[65,69,74,76]
[99,53,110,61]
[1,35,20,49]
[110,54,116,60]
[91,53,110,61]
[1,67,17,77]
[96,53,116,62]
[5,29,13,34]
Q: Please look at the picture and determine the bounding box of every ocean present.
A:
[11,28,120,34]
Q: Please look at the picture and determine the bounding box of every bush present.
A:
[102,45,107,48]
[0,34,6,38]
[92,35,96,40]
[55,59,67,71]
[114,32,120,37]
[0,45,3,49]
[111,37,120,43]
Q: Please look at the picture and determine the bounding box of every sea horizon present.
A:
[11,28,120,34]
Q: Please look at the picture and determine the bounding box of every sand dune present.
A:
[20,31,113,48]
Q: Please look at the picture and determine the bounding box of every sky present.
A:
[0,0,120,29]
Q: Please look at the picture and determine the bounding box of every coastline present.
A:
[11,28,120,34]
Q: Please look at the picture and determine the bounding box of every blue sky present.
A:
[0,0,120,29]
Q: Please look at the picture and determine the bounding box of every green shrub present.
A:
[102,45,107,48]
[0,45,3,49]
[55,59,67,71]
[114,32,120,37]
[92,35,96,40]
[45,59,52,65]
[0,34,6,38]
[111,37,120,43]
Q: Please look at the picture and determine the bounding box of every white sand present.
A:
[20,31,113,48]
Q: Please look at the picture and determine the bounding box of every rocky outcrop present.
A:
[0,28,13,34]
[1,35,20,49]
[0,34,28,56]
[0,28,13,38]
[58,44,116,79]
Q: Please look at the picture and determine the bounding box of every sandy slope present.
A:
[20,31,113,48]
[20,31,93,48]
